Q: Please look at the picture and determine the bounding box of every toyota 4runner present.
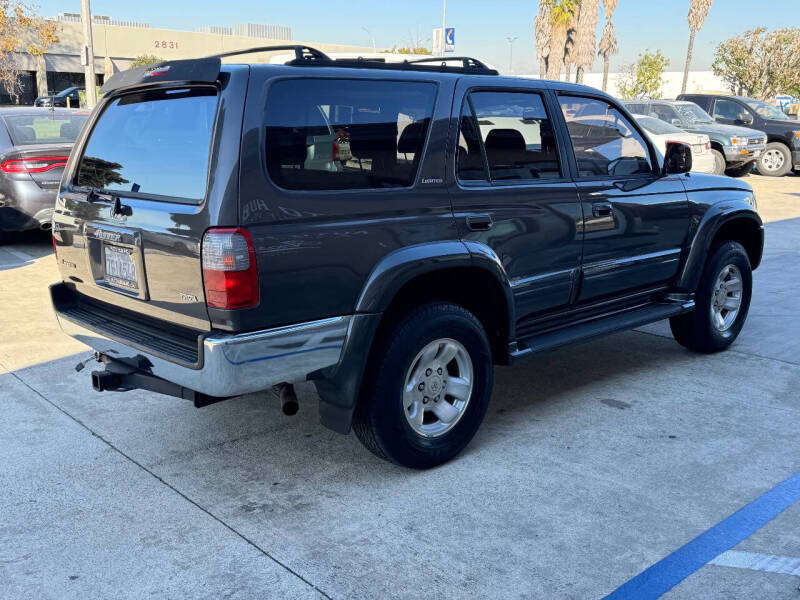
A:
[51,47,764,468]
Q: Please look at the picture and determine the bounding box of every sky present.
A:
[37,1,797,75]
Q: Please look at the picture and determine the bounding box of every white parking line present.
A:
[710,550,800,577]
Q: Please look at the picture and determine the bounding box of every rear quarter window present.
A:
[264,78,437,191]
[75,87,217,202]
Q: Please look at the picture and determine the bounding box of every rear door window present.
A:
[4,113,88,145]
[457,91,562,182]
[264,79,437,190]
[75,87,218,202]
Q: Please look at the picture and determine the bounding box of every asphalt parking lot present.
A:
[2,173,799,599]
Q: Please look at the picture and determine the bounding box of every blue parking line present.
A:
[604,472,800,600]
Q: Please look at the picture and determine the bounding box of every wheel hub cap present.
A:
[762,149,785,172]
[710,264,743,332]
[403,338,474,438]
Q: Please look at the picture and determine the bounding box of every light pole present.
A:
[361,26,376,51]
[81,0,97,108]
[506,36,518,75]
[441,0,447,56]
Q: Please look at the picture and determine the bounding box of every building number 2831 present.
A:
[154,40,179,49]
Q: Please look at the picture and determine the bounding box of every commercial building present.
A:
[4,14,376,104]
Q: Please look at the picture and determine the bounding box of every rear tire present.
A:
[670,241,752,353]
[353,302,493,469]
[710,149,726,175]
[757,142,792,177]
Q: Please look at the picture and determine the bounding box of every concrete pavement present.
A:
[1,175,799,599]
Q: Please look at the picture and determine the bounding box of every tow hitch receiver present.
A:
[89,354,230,408]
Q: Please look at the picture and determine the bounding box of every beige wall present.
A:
[45,21,378,64]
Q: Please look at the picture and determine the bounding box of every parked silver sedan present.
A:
[0,107,88,242]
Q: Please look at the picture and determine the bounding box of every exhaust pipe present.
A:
[273,383,299,416]
[39,221,52,231]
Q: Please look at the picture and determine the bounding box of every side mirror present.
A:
[736,114,753,126]
[671,118,682,127]
[664,141,693,175]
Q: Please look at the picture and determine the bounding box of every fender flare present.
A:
[676,200,763,291]
[355,240,515,336]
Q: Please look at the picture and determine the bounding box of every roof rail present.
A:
[210,45,331,62]
[402,56,497,74]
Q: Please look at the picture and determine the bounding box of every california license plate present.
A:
[103,245,138,290]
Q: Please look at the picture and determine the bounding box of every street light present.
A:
[361,26,376,51]
[506,36,518,75]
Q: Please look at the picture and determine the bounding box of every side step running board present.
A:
[510,300,694,361]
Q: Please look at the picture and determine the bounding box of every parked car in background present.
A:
[51,49,763,468]
[34,87,83,108]
[623,100,766,177]
[632,114,715,174]
[678,93,800,177]
[0,108,88,242]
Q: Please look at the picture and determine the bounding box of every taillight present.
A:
[705,141,711,150]
[201,228,259,309]
[0,156,69,173]
[52,233,57,257]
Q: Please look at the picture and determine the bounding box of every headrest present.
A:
[484,128,526,152]
[16,126,36,142]
[397,120,427,154]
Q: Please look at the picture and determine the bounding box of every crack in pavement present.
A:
[0,359,333,600]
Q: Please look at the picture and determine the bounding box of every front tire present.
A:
[670,241,752,353]
[757,142,792,177]
[353,303,493,469]
[710,149,726,175]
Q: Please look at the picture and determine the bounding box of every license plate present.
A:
[103,245,138,290]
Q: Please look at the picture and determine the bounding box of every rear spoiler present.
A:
[99,57,222,95]
[100,46,333,96]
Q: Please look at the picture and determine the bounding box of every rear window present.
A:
[4,113,88,145]
[264,79,437,190]
[75,87,217,201]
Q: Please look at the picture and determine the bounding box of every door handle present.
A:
[592,203,613,218]
[466,214,493,231]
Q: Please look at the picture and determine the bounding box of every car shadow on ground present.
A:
[10,325,693,480]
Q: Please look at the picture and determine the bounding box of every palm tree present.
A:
[574,0,600,84]
[534,1,552,78]
[597,0,619,91]
[681,0,712,94]
[545,0,579,81]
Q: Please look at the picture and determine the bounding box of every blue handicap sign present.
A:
[445,27,455,52]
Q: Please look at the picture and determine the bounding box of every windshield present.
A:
[56,88,77,97]
[675,103,715,125]
[743,99,789,120]
[637,116,683,135]
[76,87,217,201]
[3,113,88,145]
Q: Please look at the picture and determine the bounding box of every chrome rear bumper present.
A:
[54,287,351,398]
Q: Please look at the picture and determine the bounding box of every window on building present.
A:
[264,79,437,190]
[559,96,653,178]
[457,91,561,182]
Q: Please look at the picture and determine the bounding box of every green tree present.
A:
[534,1,552,78]
[130,54,162,68]
[597,0,619,91]
[617,50,670,99]
[545,0,579,81]
[712,28,800,99]
[681,0,713,94]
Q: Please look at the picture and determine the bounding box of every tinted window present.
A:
[559,96,653,178]
[4,113,88,145]
[264,79,437,190]
[650,104,679,123]
[76,88,217,201]
[457,91,561,182]
[713,99,748,121]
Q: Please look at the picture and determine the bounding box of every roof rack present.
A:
[210,45,331,62]
[285,53,499,76]
[402,56,498,74]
